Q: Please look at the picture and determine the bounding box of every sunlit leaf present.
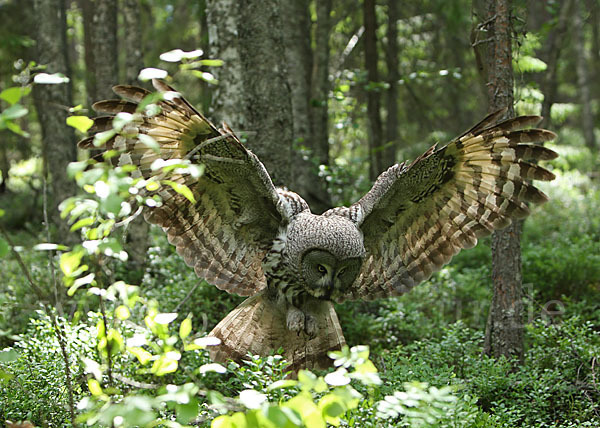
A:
[66,115,94,133]
[155,312,178,325]
[138,67,168,81]
[0,87,26,105]
[160,48,203,62]
[59,250,84,276]
[179,317,192,340]
[34,72,70,84]
[198,363,226,375]
[88,378,103,396]
[115,305,130,320]
[128,346,153,365]
[163,180,196,203]
[239,389,267,409]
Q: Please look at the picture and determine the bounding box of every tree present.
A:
[385,0,399,167]
[281,0,331,213]
[122,0,144,85]
[32,0,77,240]
[207,0,293,185]
[573,0,597,151]
[363,0,385,181]
[475,0,524,362]
[122,0,150,277]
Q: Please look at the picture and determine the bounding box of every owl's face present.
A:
[301,249,362,299]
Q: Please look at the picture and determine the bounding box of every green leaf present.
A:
[59,250,84,276]
[115,305,130,320]
[128,346,153,365]
[0,238,9,258]
[0,348,19,362]
[267,379,298,391]
[0,87,25,105]
[152,354,179,376]
[66,115,94,133]
[88,378,103,396]
[199,59,223,67]
[1,104,28,120]
[67,161,89,178]
[179,317,192,340]
[4,120,30,137]
[176,398,199,424]
[162,180,196,204]
[70,216,95,232]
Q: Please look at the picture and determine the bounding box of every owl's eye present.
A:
[337,267,346,276]
[317,264,327,274]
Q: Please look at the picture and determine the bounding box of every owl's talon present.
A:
[305,314,318,339]
[286,306,305,333]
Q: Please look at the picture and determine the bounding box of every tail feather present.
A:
[208,291,346,374]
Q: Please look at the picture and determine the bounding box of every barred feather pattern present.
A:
[338,113,558,302]
[79,79,306,296]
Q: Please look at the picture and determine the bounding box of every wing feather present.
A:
[338,111,557,302]
[79,79,306,296]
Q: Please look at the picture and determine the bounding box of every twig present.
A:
[43,178,63,316]
[0,225,47,300]
[99,295,114,385]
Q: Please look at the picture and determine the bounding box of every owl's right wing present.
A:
[333,110,557,302]
[79,79,306,296]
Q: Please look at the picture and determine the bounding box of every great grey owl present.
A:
[80,79,557,372]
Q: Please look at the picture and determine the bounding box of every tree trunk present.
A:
[121,0,149,279]
[80,0,119,102]
[476,0,524,363]
[363,0,385,181]
[206,0,246,129]
[122,0,144,85]
[32,0,77,241]
[574,0,597,151]
[385,0,399,166]
[281,0,330,213]
[539,0,574,128]
[236,0,294,185]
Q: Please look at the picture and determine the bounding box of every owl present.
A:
[80,79,557,372]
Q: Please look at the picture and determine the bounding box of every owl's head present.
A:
[301,249,362,299]
[286,212,365,300]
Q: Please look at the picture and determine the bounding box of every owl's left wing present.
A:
[337,111,557,302]
[79,80,304,296]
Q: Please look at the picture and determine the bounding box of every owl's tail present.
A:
[208,291,346,373]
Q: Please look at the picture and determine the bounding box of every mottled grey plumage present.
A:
[81,80,558,371]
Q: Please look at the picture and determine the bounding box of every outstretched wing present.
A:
[79,79,303,296]
[337,111,558,302]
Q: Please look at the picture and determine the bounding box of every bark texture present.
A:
[32,0,77,240]
[281,0,331,213]
[91,0,119,100]
[122,0,149,277]
[206,0,246,128]
[122,0,144,85]
[385,0,399,166]
[235,0,294,186]
[574,0,597,151]
[363,0,385,181]
[477,0,524,363]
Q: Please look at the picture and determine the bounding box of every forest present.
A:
[0,0,599,426]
